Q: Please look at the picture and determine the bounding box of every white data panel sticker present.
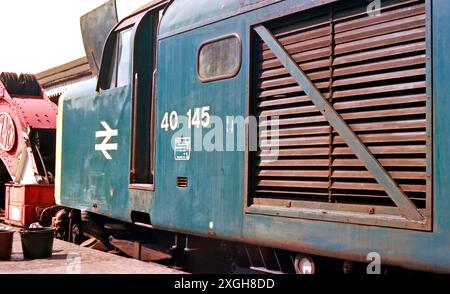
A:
[175,137,191,161]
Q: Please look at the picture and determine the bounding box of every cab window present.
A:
[110,28,133,88]
[116,28,133,87]
[198,35,241,82]
[98,26,133,91]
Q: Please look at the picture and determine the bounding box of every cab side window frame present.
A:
[197,34,242,83]
[97,25,134,91]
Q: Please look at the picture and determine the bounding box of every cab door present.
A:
[129,7,164,191]
[59,4,167,220]
[91,6,164,217]
[58,20,136,217]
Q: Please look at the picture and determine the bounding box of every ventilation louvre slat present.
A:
[259,145,426,158]
[333,41,425,66]
[334,14,426,44]
[333,55,426,77]
[334,2,425,33]
[263,47,331,70]
[334,27,426,55]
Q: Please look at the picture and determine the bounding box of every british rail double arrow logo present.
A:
[95,121,118,160]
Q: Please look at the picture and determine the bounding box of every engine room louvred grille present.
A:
[250,0,431,228]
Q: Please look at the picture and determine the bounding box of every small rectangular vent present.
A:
[177,177,188,188]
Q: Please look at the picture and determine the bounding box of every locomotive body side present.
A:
[56,0,450,273]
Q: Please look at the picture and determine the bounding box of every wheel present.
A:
[54,209,70,241]
[39,205,67,227]
[294,254,315,274]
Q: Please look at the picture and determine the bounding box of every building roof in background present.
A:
[35,57,92,89]
[35,57,93,101]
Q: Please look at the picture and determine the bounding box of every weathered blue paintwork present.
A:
[60,82,133,219]
[57,0,450,272]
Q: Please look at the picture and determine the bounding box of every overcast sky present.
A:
[0,0,150,74]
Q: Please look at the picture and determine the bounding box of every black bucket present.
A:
[20,228,55,259]
[0,229,14,260]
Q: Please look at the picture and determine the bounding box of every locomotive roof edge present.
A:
[159,0,281,38]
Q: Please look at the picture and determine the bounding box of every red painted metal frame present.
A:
[0,79,57,178]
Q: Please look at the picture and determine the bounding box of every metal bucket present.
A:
[20,227,55,259]
[0,228,14,260]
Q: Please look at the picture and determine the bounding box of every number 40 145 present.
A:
[161,107,211,131]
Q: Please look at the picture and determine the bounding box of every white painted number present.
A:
[186,107,210,129]
[161,111,179,131]
[187,108,201,128]
[161,112,170,131]
[169,111,179,130]
[162,107,211,131]
[201,106,211,128]
[192,108,201,128]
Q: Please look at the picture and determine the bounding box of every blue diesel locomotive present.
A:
[55,0,450,273]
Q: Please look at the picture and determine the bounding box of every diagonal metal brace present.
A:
[254,25,424,222]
